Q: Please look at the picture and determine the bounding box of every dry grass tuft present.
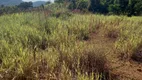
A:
[78,48,111,80]
[131,43,142,63]
[106,29,119,40]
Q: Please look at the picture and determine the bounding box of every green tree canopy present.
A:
[17,2,33,10]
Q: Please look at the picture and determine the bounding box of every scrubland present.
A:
[0,12,142,80]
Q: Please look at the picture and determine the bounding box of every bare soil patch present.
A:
[87,30,142,80]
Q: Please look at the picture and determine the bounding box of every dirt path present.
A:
[88,31,142,80]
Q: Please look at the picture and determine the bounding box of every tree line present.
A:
[0,2,33,15]
[0,0,142,16]
[55,0,142,16]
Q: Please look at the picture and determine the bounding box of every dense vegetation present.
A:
[0,10,142,79]
[0,0,142,80]
[55,0,142,16]
[1,0,142,16]
[0,2,33,15]
[0,1,49,15]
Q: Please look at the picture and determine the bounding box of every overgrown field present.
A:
[0,12,142,80]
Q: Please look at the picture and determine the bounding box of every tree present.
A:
[77,0,89,10]
[17,2,33,10]
[68,0,77,10]
[108,0,121,14]
[89,0,108,13]
[46,1,51,5]
[128,0,142,16]
[55,0,142,15]
[54,0,65,3]
[89,0,100,12]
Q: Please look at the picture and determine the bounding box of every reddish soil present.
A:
[88,31,142,80]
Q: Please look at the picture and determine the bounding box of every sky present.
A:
[22,0,54,2]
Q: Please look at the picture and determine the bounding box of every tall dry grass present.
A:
[0,11,141,80]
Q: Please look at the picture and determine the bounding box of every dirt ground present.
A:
[87,30,142,80]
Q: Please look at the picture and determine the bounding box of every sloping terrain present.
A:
[86,21,142,80]
[0,12,141,80]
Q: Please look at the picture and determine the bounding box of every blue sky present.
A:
[22,0,54,2]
